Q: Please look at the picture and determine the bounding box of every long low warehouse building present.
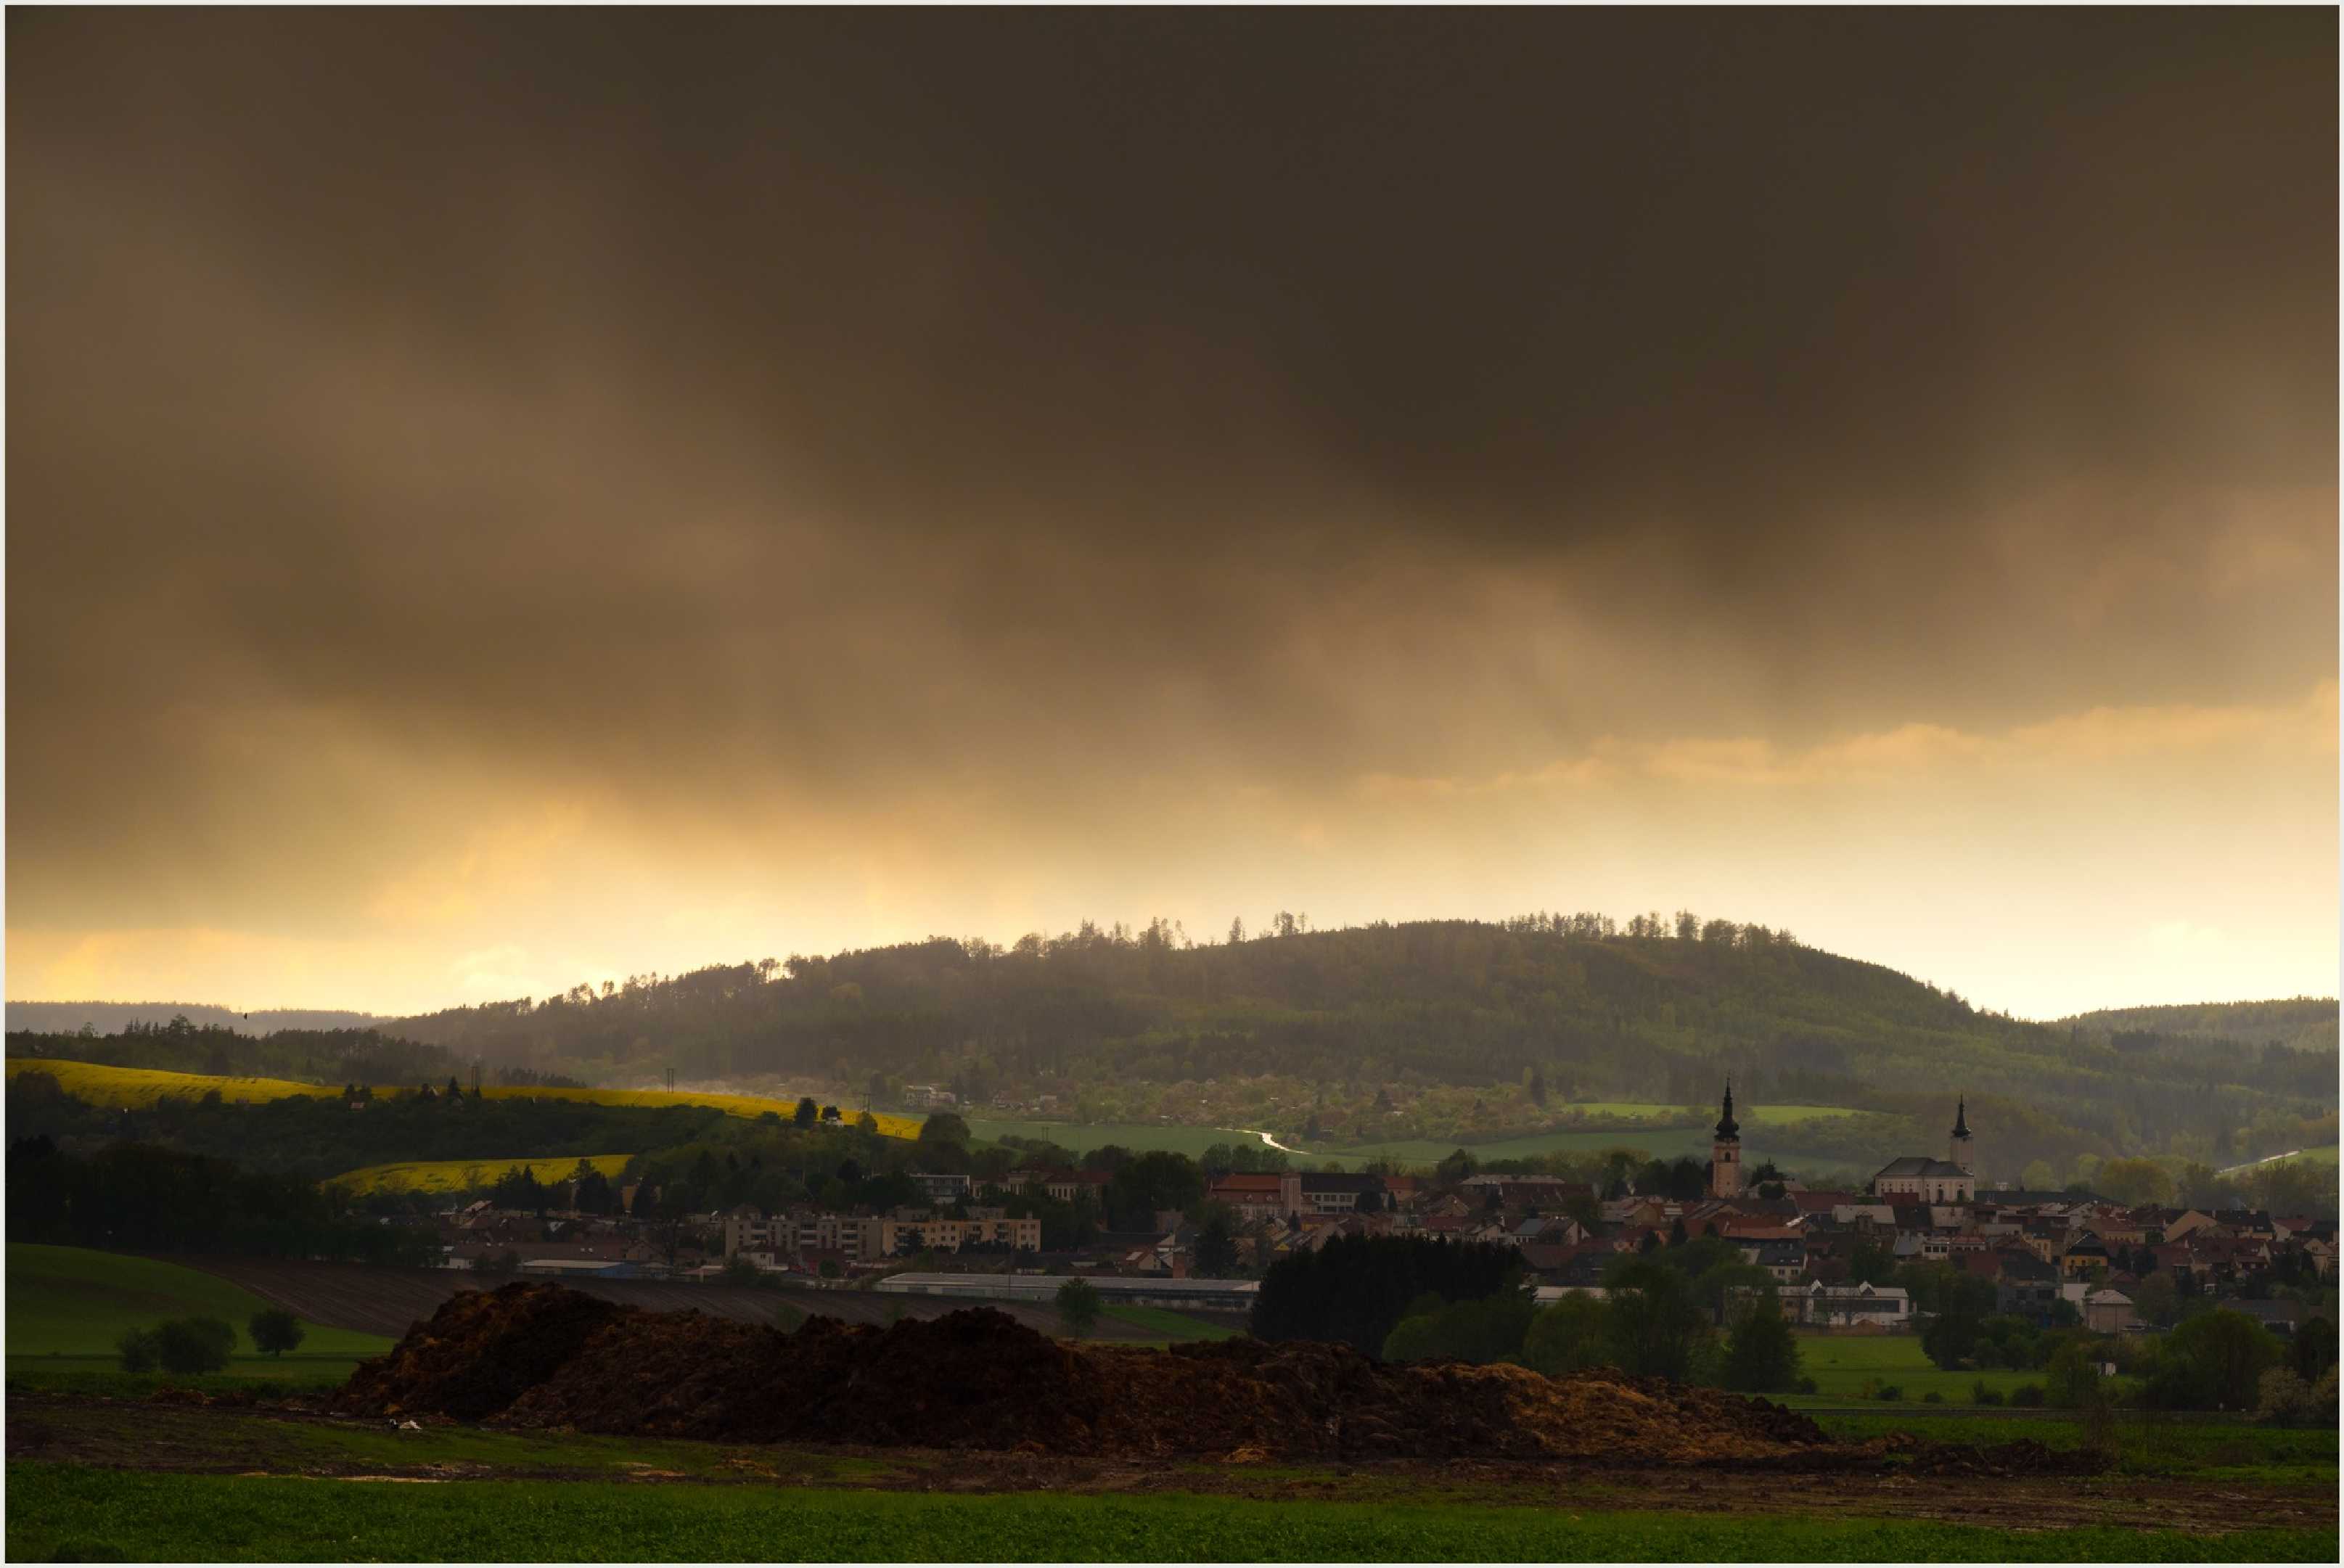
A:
[872,1272,1258,1310]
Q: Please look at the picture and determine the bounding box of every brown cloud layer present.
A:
[7,11,2335,1014]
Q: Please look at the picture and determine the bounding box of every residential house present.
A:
[2083,1288,2138,1333]
[1738,1236,1806,1284]
[1790,1280,1912,1327]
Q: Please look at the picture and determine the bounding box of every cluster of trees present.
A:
[626,1114,1246,1252]
[7,1138,438,1265]
[1253,1234,1805,1393]
[115,1310,305,1374]
[7,1022,454,1087]
[477,1161,621,1215]
[1250,1235,1528,1354]
[2064,998,2337,1056]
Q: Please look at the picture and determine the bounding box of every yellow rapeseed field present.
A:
[466,1084,922,1138]
[4,1057,922,1138]
[327,1152,634,1194]
[4,1057,340,1109]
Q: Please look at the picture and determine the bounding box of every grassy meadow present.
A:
[1790,1331,2041,1405]
[5,1244,390,1390]
[966,1120,1264,1159]
[9,1464,2331,1563]
[967,1104,1873,1173]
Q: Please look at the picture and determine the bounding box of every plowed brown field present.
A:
[176,1257,1166,1342]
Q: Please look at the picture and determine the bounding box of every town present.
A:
[421,1090,2335,1364]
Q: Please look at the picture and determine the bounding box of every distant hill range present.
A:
[2058,997,2337,1054]
[11,919,2335,1175]
[4,1001,377,1036]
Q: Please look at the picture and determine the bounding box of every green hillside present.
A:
[382,919,2334,1174]
[7,1244,390,1385]
[2060,996,2337,1053]
[11,918,2335,1180]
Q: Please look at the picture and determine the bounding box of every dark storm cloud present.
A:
[7,8,2335,934]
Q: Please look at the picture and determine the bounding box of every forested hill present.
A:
[380,916,2336,1161]
[3,1001,377,1036]
[2059,997,2337,1054]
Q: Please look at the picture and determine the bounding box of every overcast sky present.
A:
[7,9,2335,1019]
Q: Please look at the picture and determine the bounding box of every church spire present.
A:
[1951,1096,1970,1138]
[1714,1078,1740,1140]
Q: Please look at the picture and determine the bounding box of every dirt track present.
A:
[179,1257,1171,1342]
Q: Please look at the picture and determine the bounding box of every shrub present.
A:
[1520,1292,1610,1378]
[1795,1375,1818,1395]
[2255,1367,2319,1427]
[2147,1308,2283,1412]
[152,1317,235,1375]
[1383,1292,1538,1366]
[1876,1384,1903,1402]
[2046,1341,2105,1409]
[1056,1277,1102,1337]
[2009,1383,2045,1406]
[115,1329,160,1374]
[1971,1379,2004,1406]
[1922,1390,1944,1404]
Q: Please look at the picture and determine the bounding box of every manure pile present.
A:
[339,1283,1830,1463]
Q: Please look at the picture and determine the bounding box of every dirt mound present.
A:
[340,1282,626,1421]
[1884,1434,2113,1477]
[341,1283,1836,1463]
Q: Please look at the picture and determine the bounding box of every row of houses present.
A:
[721,1204,1043,1265]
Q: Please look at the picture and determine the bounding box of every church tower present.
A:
[1949,1096,1974,1175]
[1709,1080,1743,1199]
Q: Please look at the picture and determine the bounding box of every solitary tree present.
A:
[1193,1210,1239,1277]
[248,1308,305,1358]
[1056,1277,1102,1338]
[919,1111,971,1145]
[793,1096,819,1128]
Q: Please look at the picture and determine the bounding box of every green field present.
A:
[1323,1119,1874,1175]
[1791,1332,2042,1404]
[967,1108,1872,1174]
[966,1120,1265,1159]
[8,1465,2329,1563]
[2221,1145,2340,1177]
[5,1244,390,1385]
[1098,1305,1242,1342]
[1544,1101,1866,1125]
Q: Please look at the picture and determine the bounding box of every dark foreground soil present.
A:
[329,1283,2099,1474]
